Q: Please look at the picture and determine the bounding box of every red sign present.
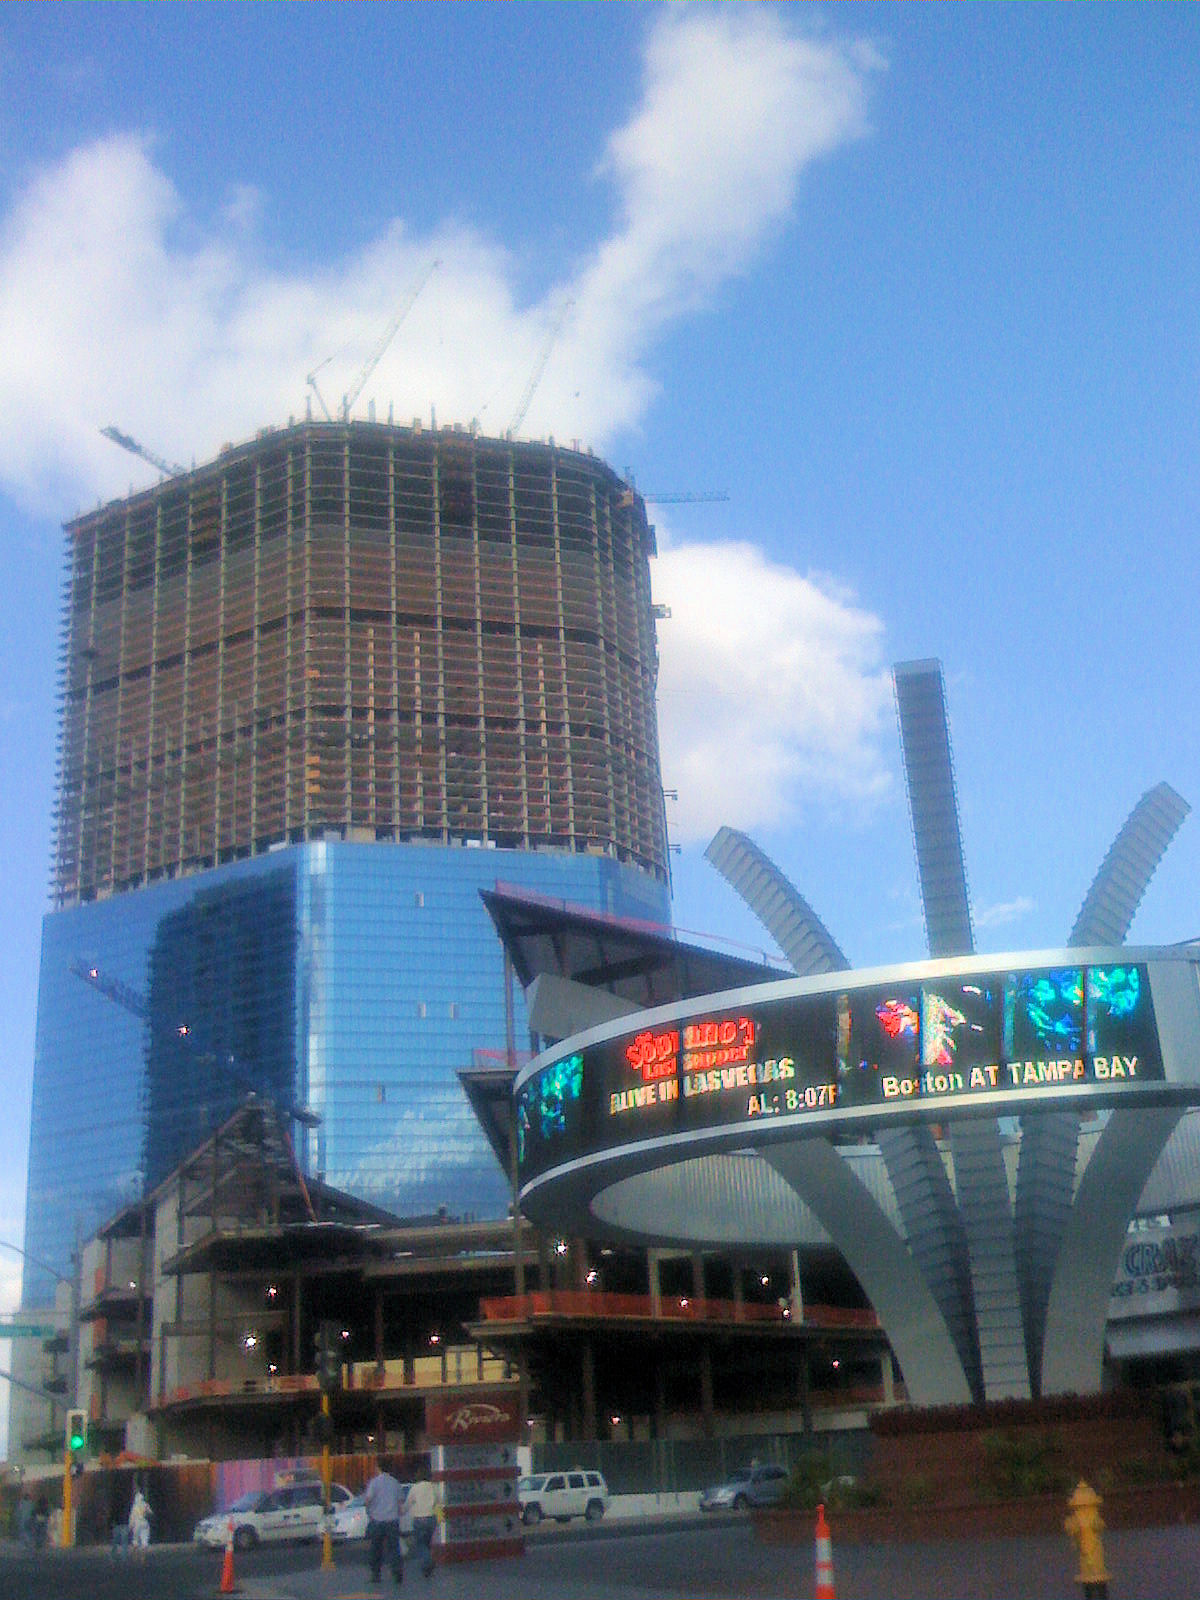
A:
[426,1391,521,1445]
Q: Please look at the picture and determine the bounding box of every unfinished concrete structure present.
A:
[55,422,668,907]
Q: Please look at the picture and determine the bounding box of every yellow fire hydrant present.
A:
[1063,1480,1109,1599]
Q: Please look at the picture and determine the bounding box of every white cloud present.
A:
[653,541,892,841]
[974,895,1037,930]
[0,9,878,514]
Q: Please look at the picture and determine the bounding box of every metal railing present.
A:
[479,1290,879,1329]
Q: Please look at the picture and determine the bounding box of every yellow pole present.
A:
[321,1392,334,1570]
[61,1449,73,1548]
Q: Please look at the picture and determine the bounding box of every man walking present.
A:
[404,1468,439,1579]
[364,1457,405,1585]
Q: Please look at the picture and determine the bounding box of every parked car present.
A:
[698,1462,790,1512]
[518,1469,609,1524]
[194,1481,354,1550]
[331,1485,413,1543]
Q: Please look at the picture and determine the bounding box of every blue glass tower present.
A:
[22,422,670,1305]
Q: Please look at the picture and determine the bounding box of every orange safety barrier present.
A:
[478,1290,878,1329]
[219,1517,236,1593]
[815,1503,835,1599]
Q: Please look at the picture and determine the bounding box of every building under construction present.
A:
[55,421,668,906]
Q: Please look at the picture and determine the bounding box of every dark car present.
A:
[698,1462,790,1512]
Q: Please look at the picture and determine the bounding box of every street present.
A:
[3,1517,1200,1600]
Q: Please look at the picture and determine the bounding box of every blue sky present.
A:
[2,3,1199,1400]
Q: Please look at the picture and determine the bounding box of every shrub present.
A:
[980,1429,1071,1500]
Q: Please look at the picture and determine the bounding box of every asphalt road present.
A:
[4,1517,1200,1600]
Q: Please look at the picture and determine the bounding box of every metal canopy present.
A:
[480,885,782,1009]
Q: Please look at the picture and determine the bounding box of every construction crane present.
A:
[643,490,729,505]
[307,257,441,426]
[100,426,186,479]
[341,257,441,421]
[305,356,335,423]
[70,957,319,1131]
[507,300,575,437]
[619,488,730,507]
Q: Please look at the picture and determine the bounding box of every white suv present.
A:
[519,1469,609,1524]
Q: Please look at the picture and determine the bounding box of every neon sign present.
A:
[515,962,1170,1187]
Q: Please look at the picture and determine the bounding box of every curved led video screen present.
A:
[516,960,1167,1189]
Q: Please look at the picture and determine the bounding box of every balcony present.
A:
[152,1344,516,1412]
[478,1290,879,1330]
[348,1347,514,1391]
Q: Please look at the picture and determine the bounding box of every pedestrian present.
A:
[16,1492,33,1549]
[128,1484,152,1557]
[403,1467,439,1579]
[33,1492,49,1550]
[363,1456,405,1585]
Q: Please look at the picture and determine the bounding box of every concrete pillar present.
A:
[691,1253,705,1300]
[291,1271,303,1373]
[732,1264,744,1321]
[882,1351,895,1406]
[518,1353,531,1434]
[699,1342,714,1438]
[648,1251,662,1319]
[536,1231,551,1295]
[789,1249,804,1322]
[798,1348,812,1436]
[581,1339,597,1440]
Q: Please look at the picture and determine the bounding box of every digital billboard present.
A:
[516,961,1164,1186]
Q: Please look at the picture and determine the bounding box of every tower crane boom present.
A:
[340,257,441,421]
[507,300,574,437]
[100,426,186,479]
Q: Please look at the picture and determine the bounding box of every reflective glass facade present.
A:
[23,841,669,1304]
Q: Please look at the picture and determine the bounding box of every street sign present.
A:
[0,1324,56,1339]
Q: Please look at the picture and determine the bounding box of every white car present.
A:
[194,1481,354,1550]
[331,1486,413,1543]
[518,1469,609,1524]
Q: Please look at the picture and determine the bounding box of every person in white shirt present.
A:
[128,1486,151,1556]
[403,1469,439,1578]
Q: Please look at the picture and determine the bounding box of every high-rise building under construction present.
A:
[22,421,671,1305]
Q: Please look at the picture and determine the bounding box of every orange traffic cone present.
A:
[815,1502,835,1600]
[219,1517,236,1594]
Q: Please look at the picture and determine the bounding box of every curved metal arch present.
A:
[764,1139,973,1407]
[704,827,849,977]
[1070,783,1191,947]
[894,659,1027,1397]
[1040,1105,1183,1395]
[1018,782,1190,1390]
[704,819,982,1396]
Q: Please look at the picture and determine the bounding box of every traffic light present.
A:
[65,1408,87,1455]
[314,1320,343,1395]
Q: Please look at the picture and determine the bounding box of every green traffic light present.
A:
[69,1427,85,1450]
